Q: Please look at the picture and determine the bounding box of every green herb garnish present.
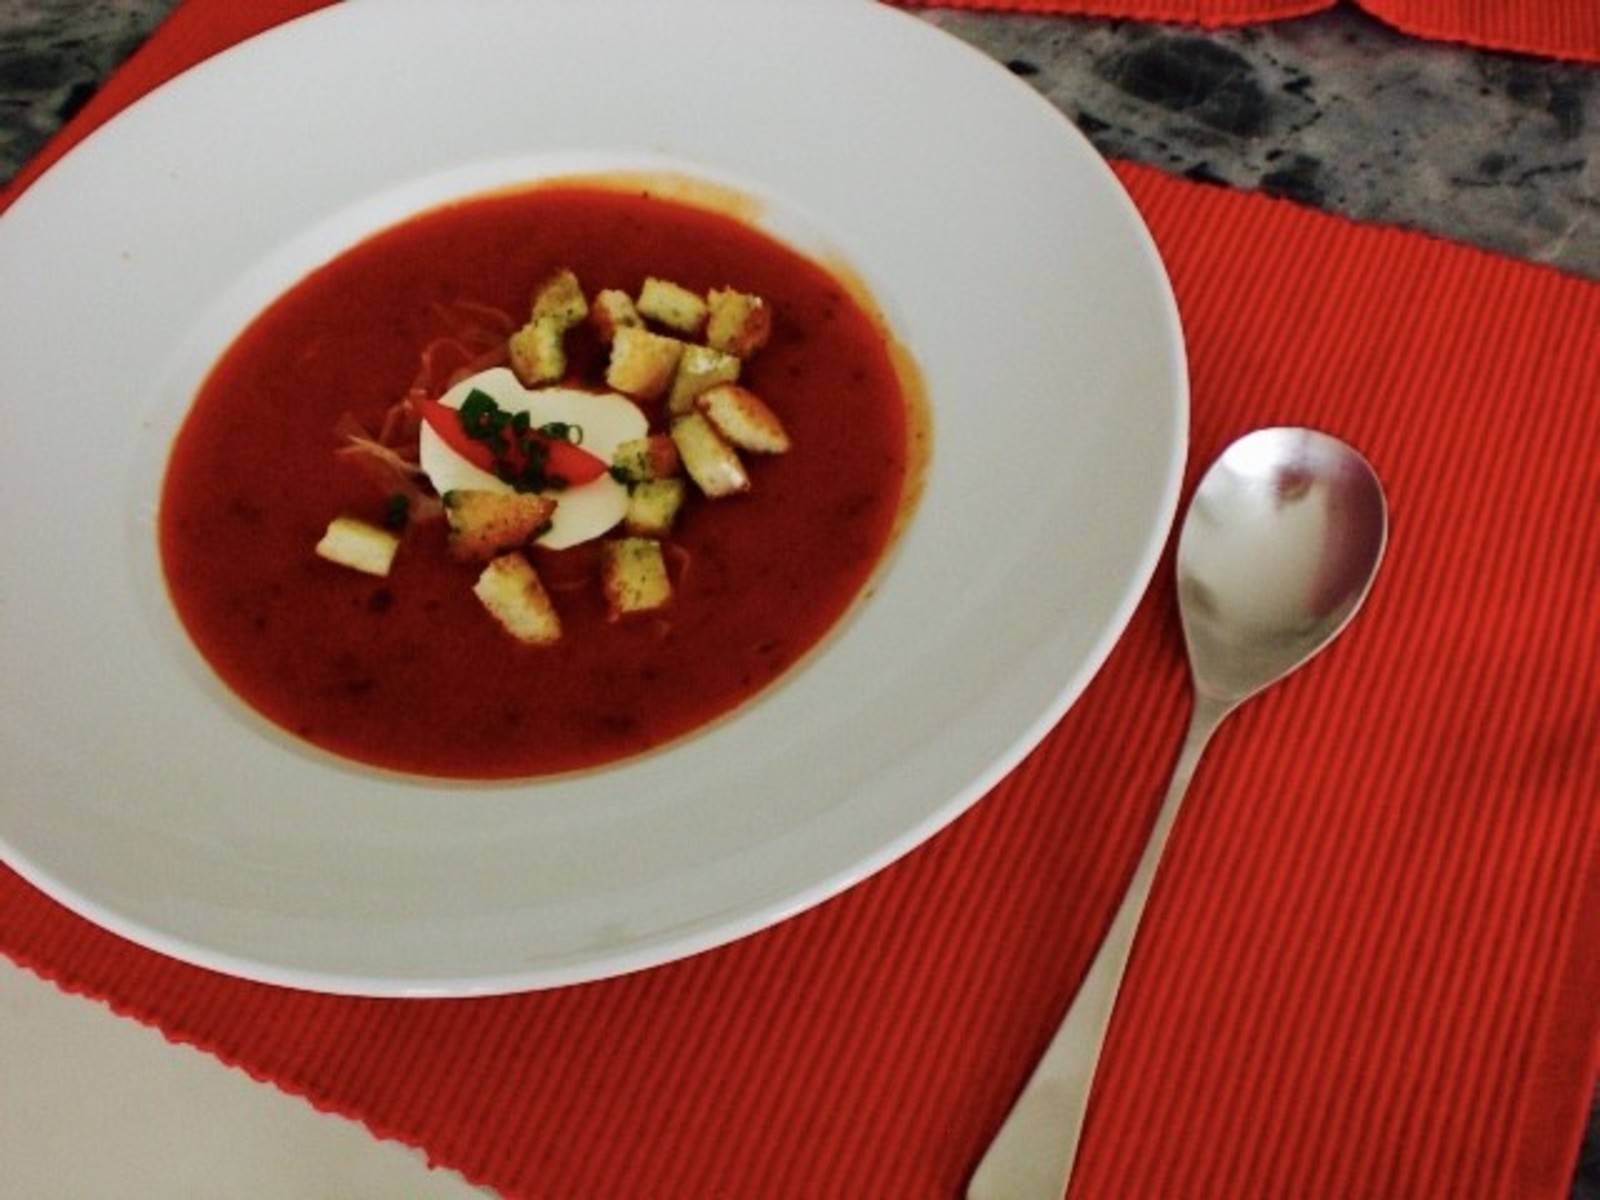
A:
[451,388,581,494]
[538,421,583,445]
[457,388,508,444]
[382,493,410,530]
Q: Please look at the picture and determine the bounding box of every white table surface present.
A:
[0,958,482,1197]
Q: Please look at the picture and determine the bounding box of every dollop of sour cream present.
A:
[418,367,647,550]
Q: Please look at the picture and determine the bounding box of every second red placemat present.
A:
[899,0,1600,63]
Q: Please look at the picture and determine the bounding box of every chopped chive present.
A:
[382,493,410,530]
[458,389,506,442]
[538,421,583,445]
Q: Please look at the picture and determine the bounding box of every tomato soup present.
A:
[159,185,918,778]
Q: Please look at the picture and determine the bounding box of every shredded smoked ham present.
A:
[334,301,514,519]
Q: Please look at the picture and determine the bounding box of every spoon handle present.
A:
[967,692,1231,1200]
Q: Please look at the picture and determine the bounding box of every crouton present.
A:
[473,553,561,645]
[695,384,790,454]
[705,287,771,358]
[637,277,707,335]
[605,326,685,400]
[667,343,741,416]
[443,490,558,562]
[509,319,567,386]
[610,435,681,484]
[670,413,750,498]
[591,289,643,342]
[529,269,588,329]
[601,537,673,618]
[625,479,688,537]
[315,516,399,577]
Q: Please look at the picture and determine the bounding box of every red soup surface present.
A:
[160,184,918,779]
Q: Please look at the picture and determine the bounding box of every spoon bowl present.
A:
[1179,427,1388,705]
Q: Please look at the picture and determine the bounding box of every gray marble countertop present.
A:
[4,0,1596,279]
[1,1,1596,1196]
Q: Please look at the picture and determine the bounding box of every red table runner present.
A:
[4,2,1598,1197]
[902,0,1600,64]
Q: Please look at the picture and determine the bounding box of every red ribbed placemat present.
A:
[4,3,1599,1197]
[898,0,1600,63]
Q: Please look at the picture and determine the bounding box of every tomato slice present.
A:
[416,396,609,488]
[540,436,608,486]
[415,397,494,472]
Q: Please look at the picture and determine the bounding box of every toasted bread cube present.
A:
[443,490,558,562]
[529,269,588,329]
[636,277,707,335]
[625,478,688,537]
[670,413,750,498]
[591,289,643,342]
[611,435,681,484]
[601,537,672,618]
[696,384,790,454]
[666,344,742,416]
[473,553,561,645]
[705,287,772,358]
[509,319,567,386]
[315,516,399,577]
[605,326,685,401]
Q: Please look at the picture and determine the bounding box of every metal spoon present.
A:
[968,427,1388,1200]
